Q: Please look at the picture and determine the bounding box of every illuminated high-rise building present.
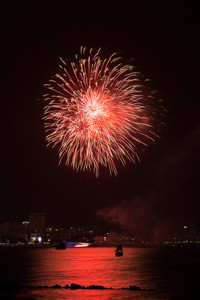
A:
[29,212,47,236]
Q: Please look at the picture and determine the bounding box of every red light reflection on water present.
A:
[15,247,147,299]
[18,288,145,300]
[24,247,141,289]
[4,246,195,299]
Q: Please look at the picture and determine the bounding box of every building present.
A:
[0,221,29,243]
[29,213,47,241]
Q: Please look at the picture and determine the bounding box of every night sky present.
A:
[1,2,200,239]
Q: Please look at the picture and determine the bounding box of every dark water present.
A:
[0,246,200,299]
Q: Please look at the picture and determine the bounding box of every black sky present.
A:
[1,1,200,238]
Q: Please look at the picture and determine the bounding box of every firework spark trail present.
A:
[43,47,165,176]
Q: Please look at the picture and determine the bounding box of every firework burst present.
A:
[43,46,165,176]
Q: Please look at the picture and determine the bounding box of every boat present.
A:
[65,242,90,248]
[115,245,123,256]
[55,243,66,250]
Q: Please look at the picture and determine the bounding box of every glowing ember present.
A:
[43,46,164,176]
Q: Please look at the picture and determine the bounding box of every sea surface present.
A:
[0,246,200,299]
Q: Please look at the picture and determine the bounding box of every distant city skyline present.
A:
[1,211,199,246]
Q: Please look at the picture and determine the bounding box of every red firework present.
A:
[43,46,164,176]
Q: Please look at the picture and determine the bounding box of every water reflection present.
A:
[0,246,200,299]
[25,247,142,288]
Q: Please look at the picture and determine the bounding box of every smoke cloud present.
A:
[97,124,200,240]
